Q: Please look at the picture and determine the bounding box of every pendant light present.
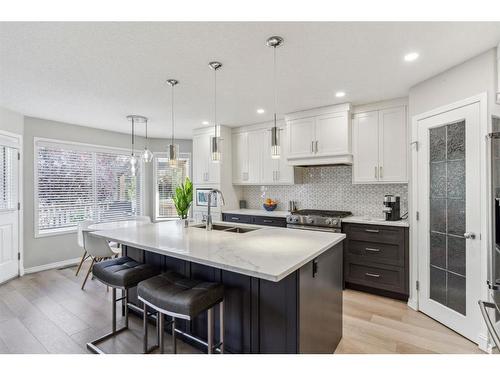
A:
[166,79,179,166]
[209,61,222,163]
[266,35,284,159]
[141,117,153,163]
[126,115,143,176]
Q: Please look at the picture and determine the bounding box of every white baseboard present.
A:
[478,333,492,353]
[24,257,81,274]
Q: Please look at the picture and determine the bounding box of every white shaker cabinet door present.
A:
[315,112,350,156]
[261,129,277,184]
[378,106,407,183]
[193,133,209,184]
[232,132,248,184]
[277,126,294,184]
[207,134,220,184]
[287,117,315,158]
[352,111,380,183]
[247,130,263,184]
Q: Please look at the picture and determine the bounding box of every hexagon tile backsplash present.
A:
[241,166,408,218]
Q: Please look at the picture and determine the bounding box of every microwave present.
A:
[196,188,218,207]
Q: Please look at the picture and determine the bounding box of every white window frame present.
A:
[153,152,191,222]
[34,137,145,238]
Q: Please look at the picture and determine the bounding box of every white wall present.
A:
[0,106,23,135]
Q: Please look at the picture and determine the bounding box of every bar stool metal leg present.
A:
[143,302,148,353]
[207,307,214,354]
[219,301,224,354]
[112,288,116,333]
[158,312,164,354]
[171,317,176,354]
[124,289,129,328]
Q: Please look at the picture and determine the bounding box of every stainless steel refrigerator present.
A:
[482,116,500,351]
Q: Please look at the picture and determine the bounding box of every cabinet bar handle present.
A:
[311,141,314,153]
[365,272,381,278]
[315,140,319,153]
[277,170,280,181]
[379,166,383,179]
[231,217,240,220]
[374,166,378,179]
[365,247,380,252]
[365,229,379,233]
[263,219,273,223]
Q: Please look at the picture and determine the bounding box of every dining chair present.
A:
[75,220,95,276]
[81,231,120,290]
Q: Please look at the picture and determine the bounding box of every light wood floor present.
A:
[0,264,483,354]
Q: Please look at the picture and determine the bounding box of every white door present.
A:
[416,102,482,343]
[353,111,379,183]
[0,146,19,284]
[287,117,315,158]
[379,106,407,183]
[315,112,350,156]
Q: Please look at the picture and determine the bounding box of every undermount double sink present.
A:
[191,223,259,233]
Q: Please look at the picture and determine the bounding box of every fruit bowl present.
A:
[263,203,277,211]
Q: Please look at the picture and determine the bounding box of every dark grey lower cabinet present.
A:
[123,242,343,354]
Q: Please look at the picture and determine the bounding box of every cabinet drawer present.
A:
[346,240,403,267]
[253,216,287,227]
[222,214,253,224]
[345,262,406,294]
[344,224,403,245]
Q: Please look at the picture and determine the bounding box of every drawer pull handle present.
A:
[365,229,379,233]
[263,219,273,223]
[231,217,240,220]
[365,272,381,278]
[365,247,380,252]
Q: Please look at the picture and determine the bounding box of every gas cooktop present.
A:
[292,209,352,218]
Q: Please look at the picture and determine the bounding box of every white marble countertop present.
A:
[85,220,149,232]
[222,208,290,218]
[342,216,409,227]
[91,220,345,282]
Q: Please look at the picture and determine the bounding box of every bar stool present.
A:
[137,270,224,354]
[85,240,160,354]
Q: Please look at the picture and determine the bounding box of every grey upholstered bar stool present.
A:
[86,248,160,354]
[137,270,224,354]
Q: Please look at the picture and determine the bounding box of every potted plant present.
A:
[173,177,193,227]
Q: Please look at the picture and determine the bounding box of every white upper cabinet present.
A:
[352,103,407,184]
[192,130,220,185]
[285,104,352,166]
[288,117,316,158]
[352,111,379,183]
[232,121,296,185]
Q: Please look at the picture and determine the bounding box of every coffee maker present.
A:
[383,194,400,221]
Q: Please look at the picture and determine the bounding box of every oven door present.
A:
[286,224,341,233]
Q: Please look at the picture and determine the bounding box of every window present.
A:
[35,139,144,236]
[0,146,18,211]
[154,153,190,220]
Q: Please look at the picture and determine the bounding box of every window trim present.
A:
[33,137,145,238]
[153,152,191,222]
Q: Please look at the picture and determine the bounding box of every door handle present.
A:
[315,140,319,153]
[374,166,378,179]
[311,141,314,153]
[463,232,476,239]
[365,229,379,233]
[379,166,383,179]
[231,217,240,221]
[365,272,380,278]
[263,219,273,223]
[365,247,380,252]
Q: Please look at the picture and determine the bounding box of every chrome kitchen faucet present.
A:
[206,189,225,231]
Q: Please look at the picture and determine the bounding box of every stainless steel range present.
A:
[286,209,352,233]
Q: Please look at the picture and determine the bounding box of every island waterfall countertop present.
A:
[91,220,345,282]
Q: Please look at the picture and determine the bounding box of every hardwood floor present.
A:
[0,264,483,354]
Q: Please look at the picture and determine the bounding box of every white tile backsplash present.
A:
[241,166,408,218]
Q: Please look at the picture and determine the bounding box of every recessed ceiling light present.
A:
[202,121,209,125]
[257,108,265,114]
[404,52,419,62]
[335,91,346,98]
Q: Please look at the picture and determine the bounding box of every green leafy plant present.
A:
[173,177,193,219]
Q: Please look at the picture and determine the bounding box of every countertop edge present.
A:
[92,230,346,282]
[342,217,409,227]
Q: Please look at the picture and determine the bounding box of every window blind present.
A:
[35,140,143,235]
[155,155,190,219]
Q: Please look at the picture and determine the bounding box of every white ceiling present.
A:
[1,22,500,139]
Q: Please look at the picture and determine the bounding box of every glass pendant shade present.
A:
[129,154,138,176]
[142,148,153,163]
[168,143,179,166]
[211,135,221,163]
[267,36,284,160]
[209,62,223,163]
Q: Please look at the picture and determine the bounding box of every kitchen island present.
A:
[91,220,345,354]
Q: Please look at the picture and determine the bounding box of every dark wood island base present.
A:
[123,242,343,354]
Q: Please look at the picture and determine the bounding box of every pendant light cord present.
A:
[273,45,278,128]
[214,68,217,136]
[171,84,175,145]
[131,118,135,156]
